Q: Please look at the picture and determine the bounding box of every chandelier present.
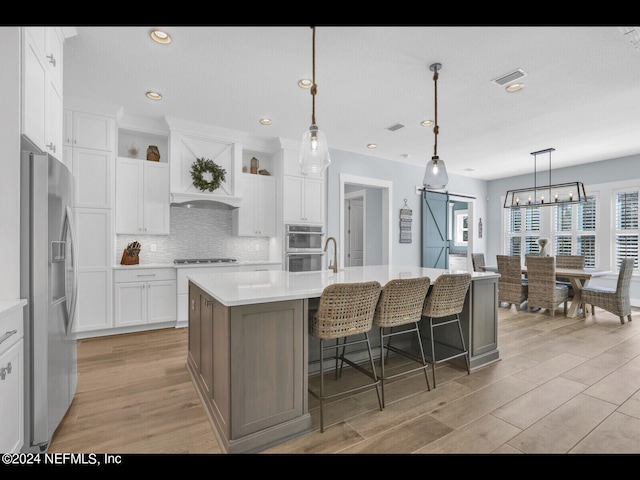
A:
[504,148,587,208]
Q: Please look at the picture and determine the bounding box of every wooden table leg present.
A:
[567,277,589,318]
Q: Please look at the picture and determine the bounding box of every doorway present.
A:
[344,191,364,267]
[339,174,392,267]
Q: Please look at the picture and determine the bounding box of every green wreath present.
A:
[190,157,226,192]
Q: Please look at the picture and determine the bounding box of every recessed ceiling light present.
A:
[150,29,171,44]
[367,144,377,149]
[146,91,162,100]
[506,83,524,93]
[421,119,434,127]
[298,79,313,88]
[259,118,272,125]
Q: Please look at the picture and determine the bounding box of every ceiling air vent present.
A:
[386,123,405,132]
[492,68,527,86]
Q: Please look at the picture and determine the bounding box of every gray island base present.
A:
[187,265,500,453]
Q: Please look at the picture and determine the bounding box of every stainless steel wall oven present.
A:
[284,224,324,272]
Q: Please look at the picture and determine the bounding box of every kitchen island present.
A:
[187,265,500,453]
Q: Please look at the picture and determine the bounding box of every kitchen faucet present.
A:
[324,236,338,273]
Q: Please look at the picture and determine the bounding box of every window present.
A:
[506,206,540,257]
[553,194,597,267]
[454,210,468,247]
[615,190,639,270]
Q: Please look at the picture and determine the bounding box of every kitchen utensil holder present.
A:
[120,249,140,265]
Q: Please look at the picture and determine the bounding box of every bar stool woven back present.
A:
[373,276,431,407]
[309,280,382,432]
[421,273,471,388]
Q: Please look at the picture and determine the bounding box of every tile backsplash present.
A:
[115,206,271,264]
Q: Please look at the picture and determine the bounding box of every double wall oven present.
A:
[284,224,324,272]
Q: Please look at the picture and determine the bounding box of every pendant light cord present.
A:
[433,67,439,158]
[311,26,317,125]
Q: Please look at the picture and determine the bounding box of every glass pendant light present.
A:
[299,26,331,175]
[423,63,449,189]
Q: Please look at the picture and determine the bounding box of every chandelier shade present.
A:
[423,63,449,189]
[299,26,331,175]
[503,148,587,208]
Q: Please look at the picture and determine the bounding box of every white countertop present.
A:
[188,265,499,307]
[114,260,282,270]
[0,298,27,318]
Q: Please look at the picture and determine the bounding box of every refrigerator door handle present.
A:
[65,206,79,335]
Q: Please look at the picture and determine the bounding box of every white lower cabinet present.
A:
[114,268,176,327]
[0,301,26,453]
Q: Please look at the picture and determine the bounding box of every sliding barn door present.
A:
[422,191,449,268]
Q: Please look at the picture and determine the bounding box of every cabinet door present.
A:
[45,80,63,159]
[188,283,201,371]
[143,162,170,235]
[256,175,276,237]
[233,174,258,236]
[199,292,214,398]
[73,208,112,333]
[73,148,112,208]
[72,111,113,151]
[283,175,304,223]
[303,177,324,224]
[115,158,143,234]
[22,31,47,152]
[147,280,177,324]
[0,339,24,453]
[44,27,63,89]
[114,282,146,327]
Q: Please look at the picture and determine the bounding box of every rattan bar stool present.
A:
[308,281,383,432]
[421,273,471,388]
[373,276,432,407]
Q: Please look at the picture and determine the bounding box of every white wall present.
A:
[0,28,21,299]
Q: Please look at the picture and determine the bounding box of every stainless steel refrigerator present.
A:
[20,138,78,453]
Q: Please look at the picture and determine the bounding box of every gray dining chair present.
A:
[581,257,634,324]
[497,255,528,310]
[555,254,585,299]
[526,256,568,316]
[471,253,486,272]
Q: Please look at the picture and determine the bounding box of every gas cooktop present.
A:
[174,258,238,265]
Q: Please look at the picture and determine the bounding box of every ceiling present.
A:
[62,25,640,181]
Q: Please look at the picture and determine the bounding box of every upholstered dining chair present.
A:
[555,254,585,299]
[308,281,383,432]
[373,276,432,407]
[581,257,635,324]
[526,256,568,316]
[421,273,471,388]
[496,255,528,310]
[471,253,486,272]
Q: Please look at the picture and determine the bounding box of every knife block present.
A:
[120,249,139,265]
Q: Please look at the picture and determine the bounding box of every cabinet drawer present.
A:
[0,307,24,354]
[114,267,176,283]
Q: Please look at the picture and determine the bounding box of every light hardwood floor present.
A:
[48,305,640,454]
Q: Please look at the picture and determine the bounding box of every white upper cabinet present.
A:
[115,157,170,235]
[281,149,325,225]
[232,173,276,237]
[22,27,64,158]
[64,110,114,151]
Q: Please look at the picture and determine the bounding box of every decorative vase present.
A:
[147,145,160,162]
[250,156,259,174]
[538,238,548,256]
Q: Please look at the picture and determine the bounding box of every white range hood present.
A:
[167,117,247,210]
[170,191,242,210]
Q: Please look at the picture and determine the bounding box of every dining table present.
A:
[527,267,610,317]
[482,264,610,318]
